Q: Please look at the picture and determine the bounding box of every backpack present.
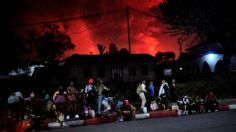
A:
[136,85,142,94]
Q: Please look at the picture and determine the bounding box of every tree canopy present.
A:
[27,24,75,63]
[0,29,26,74]
[155,51,175,63]
[0,24,75,74]
[109,43,118,55]
[97,44,106,55]
[154,0,236,54]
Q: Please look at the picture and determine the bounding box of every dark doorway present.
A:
[215,60,224,74]
[202,62,211,76]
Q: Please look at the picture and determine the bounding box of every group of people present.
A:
[176,91,219,115]
[136,79,178,112]
[5,78,219,130]
[136,79,219,115]
[49,78,141,123]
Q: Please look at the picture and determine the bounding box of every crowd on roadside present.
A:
[1,78,219,131]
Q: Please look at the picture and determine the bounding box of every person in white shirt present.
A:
[158,79,170,110]
[139,80,147,112]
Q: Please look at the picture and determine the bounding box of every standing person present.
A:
[137,80,147,112]
[169,78,177,104]
[96,79,109,115]
[67,81,79,119]
[148,81,155,101]
[148,81,158,111]
[85,78,97,111]
[158,79,170,110]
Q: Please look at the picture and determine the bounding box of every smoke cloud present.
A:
[8,0,180,57]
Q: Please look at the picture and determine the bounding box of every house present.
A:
[184,42,236,74]
[64,54,157,84]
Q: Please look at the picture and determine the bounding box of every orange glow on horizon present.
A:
[13,0,181,58]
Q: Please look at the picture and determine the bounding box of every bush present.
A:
[176,75,236,99]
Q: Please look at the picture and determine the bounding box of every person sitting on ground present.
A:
[102,96,113,113]
[182,95,194,115]
[194,95,205,113]
[117,99,136,122]
[205,91,218,112]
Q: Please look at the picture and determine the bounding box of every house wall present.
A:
[230,55,236,72]
[193,53,223,72]
[69,62,156,84]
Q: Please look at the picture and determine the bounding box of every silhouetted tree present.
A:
[27,24,75,63]
[153,0,236,70]
[97,44,106,55]
[109,43,118,55]
[165,52,175,61]
[0,29,26,74]
[119,48,130,55]
[155,51,175,63]
[155,51,164,64]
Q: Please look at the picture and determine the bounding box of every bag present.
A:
[54,95,66,104]
[136,85,142,94]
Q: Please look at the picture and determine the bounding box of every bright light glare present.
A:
[206,53,217,62]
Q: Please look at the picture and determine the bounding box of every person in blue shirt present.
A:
[148,81,155,100]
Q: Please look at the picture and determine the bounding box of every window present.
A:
[97,67,105,77]
[141,65,148,76]
[111,67,123,81]
[129,66,136,76]
[83,66,91,78]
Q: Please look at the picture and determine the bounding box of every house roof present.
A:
[186,42,223,55]
[64,54,157,65]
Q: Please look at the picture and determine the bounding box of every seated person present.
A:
[102,97,113,113]
[205,91,218,112]
[117,99,136,121]
[194,95,205,113]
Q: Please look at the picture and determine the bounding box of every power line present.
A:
[130,7,160,19]
[11,8,123,28]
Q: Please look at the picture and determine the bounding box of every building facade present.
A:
[185,42,236,74]
[64,54,157,84]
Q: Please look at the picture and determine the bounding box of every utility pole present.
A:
[177,39,183,54]
[126,6,131,53]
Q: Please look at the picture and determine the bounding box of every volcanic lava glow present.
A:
[11,0,180,57]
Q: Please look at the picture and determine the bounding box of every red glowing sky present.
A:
[9,0,185,58]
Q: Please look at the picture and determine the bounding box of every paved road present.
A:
[43,110,236,132]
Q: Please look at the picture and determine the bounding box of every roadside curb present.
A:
[85,116,117,125]
[149,111,177,118]
[218,104,229,111]
[41,103,236,130]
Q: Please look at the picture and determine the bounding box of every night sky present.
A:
[3,0,183,58]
